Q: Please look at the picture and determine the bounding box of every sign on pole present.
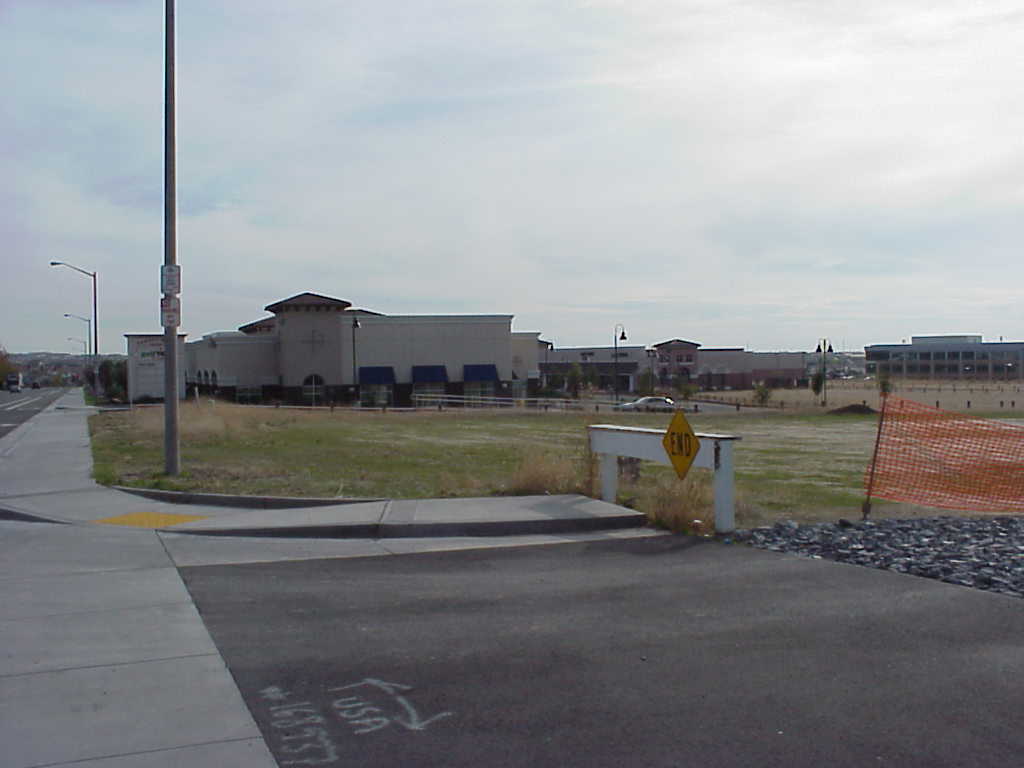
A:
[160,296,180,328]
[662,410,701,480]
[161,264,181,295]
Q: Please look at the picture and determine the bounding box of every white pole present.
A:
[713,441,735,534]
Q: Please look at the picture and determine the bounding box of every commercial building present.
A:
[183,292,541,405]
[542,345,649,393]
[865,335,1024,380]
[541,340,807,392]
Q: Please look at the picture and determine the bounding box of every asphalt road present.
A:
[0,388,65,440]
[181,536,1024,768]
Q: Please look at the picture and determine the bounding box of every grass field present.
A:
[88,400,911,531]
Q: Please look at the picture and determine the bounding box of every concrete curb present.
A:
[0,504,70,525]
[113,486,386,509]
[160,512,649,539]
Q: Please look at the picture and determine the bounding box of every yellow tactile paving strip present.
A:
[93,511,208,528]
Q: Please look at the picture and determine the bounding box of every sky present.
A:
[3,0,1023,355]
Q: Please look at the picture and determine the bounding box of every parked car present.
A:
[613,396,676,412]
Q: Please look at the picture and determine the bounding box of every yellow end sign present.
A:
[662,410,700,480]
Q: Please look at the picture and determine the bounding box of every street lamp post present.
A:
[613,325,627,403]
[63,314,92,356]
[646,348,656,394]
[815,339,833,406]
[351,316,360,405]
[544,341,553,390]
[50,262,98,385]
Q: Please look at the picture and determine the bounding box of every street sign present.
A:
[161,264,181,295]
[662,410,701,480]
[160,296,180,328]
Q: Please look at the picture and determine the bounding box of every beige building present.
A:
[184,292,540,405]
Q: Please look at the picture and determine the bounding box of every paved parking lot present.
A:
[182,536,1024,768]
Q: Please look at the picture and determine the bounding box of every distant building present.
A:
[652,339,700,384]
[697,349,807,390]
[543,345,648,393]
[865,335,1024,380]
[540,339,807,392]
[182,292,540,405]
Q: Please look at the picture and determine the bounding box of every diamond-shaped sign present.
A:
[662,410,701,480]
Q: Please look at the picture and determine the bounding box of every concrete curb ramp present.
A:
[113,485,386,509]
[155,495,648,539]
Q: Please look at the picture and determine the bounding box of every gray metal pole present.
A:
[92,273,98,362]
[613,330,618,403]
[92,272,99,395]
[163,0,180,475]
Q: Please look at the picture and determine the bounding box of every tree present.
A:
[637,370,657,395]
[673,376,696,400]
[811,371,824,397]
[98,359,128,401]
[878,372,892,396]
[0,345,14,379]
[753,381,772,407]
[566,363,583,398]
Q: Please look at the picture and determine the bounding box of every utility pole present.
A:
[162,0,181,474]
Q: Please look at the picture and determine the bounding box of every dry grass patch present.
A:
[88,401,910,526]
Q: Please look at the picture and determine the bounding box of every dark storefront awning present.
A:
[463,364,500,382]
[359,366,396,385]
[412,365,449,384]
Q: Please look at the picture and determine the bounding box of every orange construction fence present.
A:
[864,395,1024,514]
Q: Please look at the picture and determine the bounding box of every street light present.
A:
[63,314,92,356]
[543,340,553,389]
[613,325,627,403]
[351,315,360,405]
[50,261,98,376]
[67,337,87,354]
[815,339,833,406]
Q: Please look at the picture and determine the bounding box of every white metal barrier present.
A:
[587,425,740,534]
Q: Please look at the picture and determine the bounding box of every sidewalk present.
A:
[0,390,659,767]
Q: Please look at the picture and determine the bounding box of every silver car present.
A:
[613,396,676,412]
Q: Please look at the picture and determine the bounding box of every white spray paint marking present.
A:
[255,677,453,765]
[329,679,453,732]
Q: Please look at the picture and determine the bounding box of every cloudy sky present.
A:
[3,0,1023,355]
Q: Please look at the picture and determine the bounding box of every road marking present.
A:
[1,396,43,410]
[93,511,208,528]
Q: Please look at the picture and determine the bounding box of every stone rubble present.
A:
[735,517,1024,598]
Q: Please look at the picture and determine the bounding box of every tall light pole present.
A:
[50,262,98,384]
[613,325,627,403]
[162,0,181,474]
[63,314,92,356]
[351,315,360,404]
[815,339,833,406]
[544,341,553,389]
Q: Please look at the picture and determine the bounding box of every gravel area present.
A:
[736,517,1024,598]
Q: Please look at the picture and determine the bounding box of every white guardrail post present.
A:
[587,425,740,534]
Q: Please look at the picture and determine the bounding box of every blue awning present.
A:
[463,364,500,382]
[359,366,395,385]
[412,365,448,384]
